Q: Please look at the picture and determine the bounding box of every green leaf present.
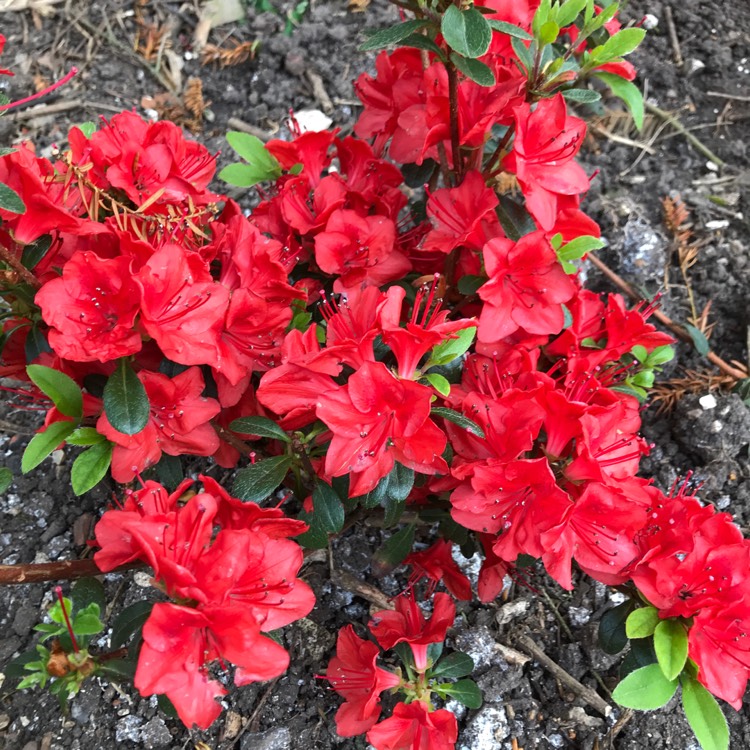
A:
[220,132,282,187]
[6,649,42,680]
[20,235,53,271]
[626,606,660,639]
[554,0,588,29]
[229,416,291,442]
[110,601,154,649]
[387,463,415,503]
[232,455,293,503]
[425,373,451,397]
[557,235,605,273]
[311,480,345,533]
[487,19,533,40]
[103,359,150,435]
[620,637,657,678]
[398,33,446,60]
[593,72,644,130]
[562,88,602,103]
[631,344,649,363]
[443,678,483,709]
[26,365,83,419]
[457,275,485,295]
[359,20,430,51]
[684,323,710,357]
[450,53,495,86]
[612,664,678,710]
[645,344,675,367]
[681,677,729,750]
[538,20,559,44]
[0,466,12,494]
[654,619,688,681]
[71,578,106,617]
[71,611,104,636]
[427,327,477,368]
[76,122,97,138]
[22,421,76,473]
[65,427,105,446]
[99,658,137,680]
[24,323,51,363]
[0,182,25,213]
[732,377,750,405]
[442,5,493,59]
[496,195,537,240]
[598,601,632,655]
[357,472,390,510]
[382,497,405,528]
[430,652,474,679]
[431,407,485,438]
[600,27,646,60]
[511,36,534,72]
[155,453,183,491]
[374,524,415,568]
[71,442,113,496]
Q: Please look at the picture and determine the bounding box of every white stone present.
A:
[699,394,717,410]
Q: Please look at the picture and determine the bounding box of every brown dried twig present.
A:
[662,195,702,324]
[651,368,742,413]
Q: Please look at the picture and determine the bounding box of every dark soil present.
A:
[0,0,748,749]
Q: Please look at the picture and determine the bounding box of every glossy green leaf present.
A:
[593,72,644,130]
[450,52,495,86]
[681,677,729,750]
[598,601,632,655]
[224,131,282,184]
[538,20,559,44]
[103,359,150,435]
[27,365,83,419]
[359,20,430,51]
[442,5,493,59]
[398,33,446,59]
[22,421,76,473]
[431,652,475,679]
[387,463,414,503]
[457,275,485,295]
[65,427,106,446]
[110,600,155,649]
[0,182,25,213]
[431,407,485,438]
[600,27,646,60]
[443,678,483,709]
[232,455,293,503]
[496,195,537,240]
[425,372,451,397]
[511,36,534,72]
[554,0,588,28]
[612,664,678,710]
[71,578,106,617]
[230,416,291,442]
[427,327,477,367]
[374,524,415,568]
[71,441,113,496]
[625,606,660,639]
[0,467,12,494]
[20,236,53,271]
[654,619,688,681]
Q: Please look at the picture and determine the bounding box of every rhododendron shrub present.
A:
[0,1,745,747]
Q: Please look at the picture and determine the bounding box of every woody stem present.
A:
[483,125,515,178]
[446,60,462,183]
[0,245,42,289]
[0,559,143,585]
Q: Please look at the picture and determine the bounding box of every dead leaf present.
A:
[194,0,246,50]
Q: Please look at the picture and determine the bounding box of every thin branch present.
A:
[0,559,142,585]
[0,245,42,289]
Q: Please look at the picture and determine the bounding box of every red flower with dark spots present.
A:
[369,592,455,672]
[36,252,142,363]
[366,700,458,750]
[97,367,220,482]
[316,361,447,496]
[325,625,401,737]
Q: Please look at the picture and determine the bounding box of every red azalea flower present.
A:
[316,361,447,496]
[421,171,500,255]
[136,243,229,367]
[36,252,142,363]
[366,701,458,750]
[134,602,289,729]
[477,230,577,343]
[477,533,510,602]
[688,598,750,710]
[369,592,455,671]
[404,540,472,601]
[380,283,476,379]
[325,625,401,737]
[314,209,409,295]
[97,367,220,482]
[502,95,589,230]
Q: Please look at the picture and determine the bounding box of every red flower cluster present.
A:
[94,477,314,728]
[324,592,459,748]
